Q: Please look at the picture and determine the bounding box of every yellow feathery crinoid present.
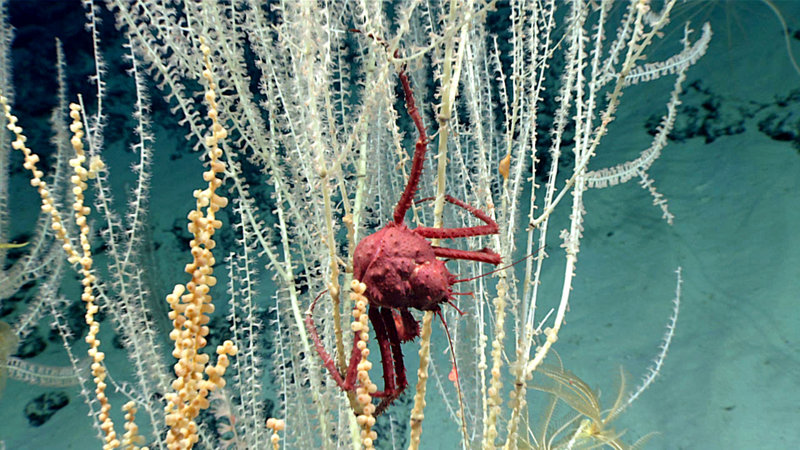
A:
[526,362,656,449]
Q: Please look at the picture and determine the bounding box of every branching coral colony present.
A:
[304,56,504,427]
[0,0,707,448]
[1,36,240,449]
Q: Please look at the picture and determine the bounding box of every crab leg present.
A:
[414,195,499,240]
[393,67,429,225]
[382,307,408,391]
[431,246,502,265]
[305,295,361,391]
[369,306,397,398]
[370,307,409,415]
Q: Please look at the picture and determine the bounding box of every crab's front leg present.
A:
[414,195,500,240]
[369,306,410,415]
[392,66,430,225]
[414,195,502,265]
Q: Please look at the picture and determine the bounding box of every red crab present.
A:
[305,62,501,415]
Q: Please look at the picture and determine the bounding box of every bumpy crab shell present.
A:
[353,222,457,312]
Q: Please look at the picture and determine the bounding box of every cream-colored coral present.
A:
[122,401,147,450]
[265,417,286,450]
[2,94,120,449]
[408,311,433,450]
[163,37,236,450]
[350,280,378,449]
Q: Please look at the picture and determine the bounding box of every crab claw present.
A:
[392,309,420,342]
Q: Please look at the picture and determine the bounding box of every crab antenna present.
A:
[446,298,469,316]
[436,309,469,444]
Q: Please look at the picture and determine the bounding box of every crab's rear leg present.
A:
[305,295,361,391]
